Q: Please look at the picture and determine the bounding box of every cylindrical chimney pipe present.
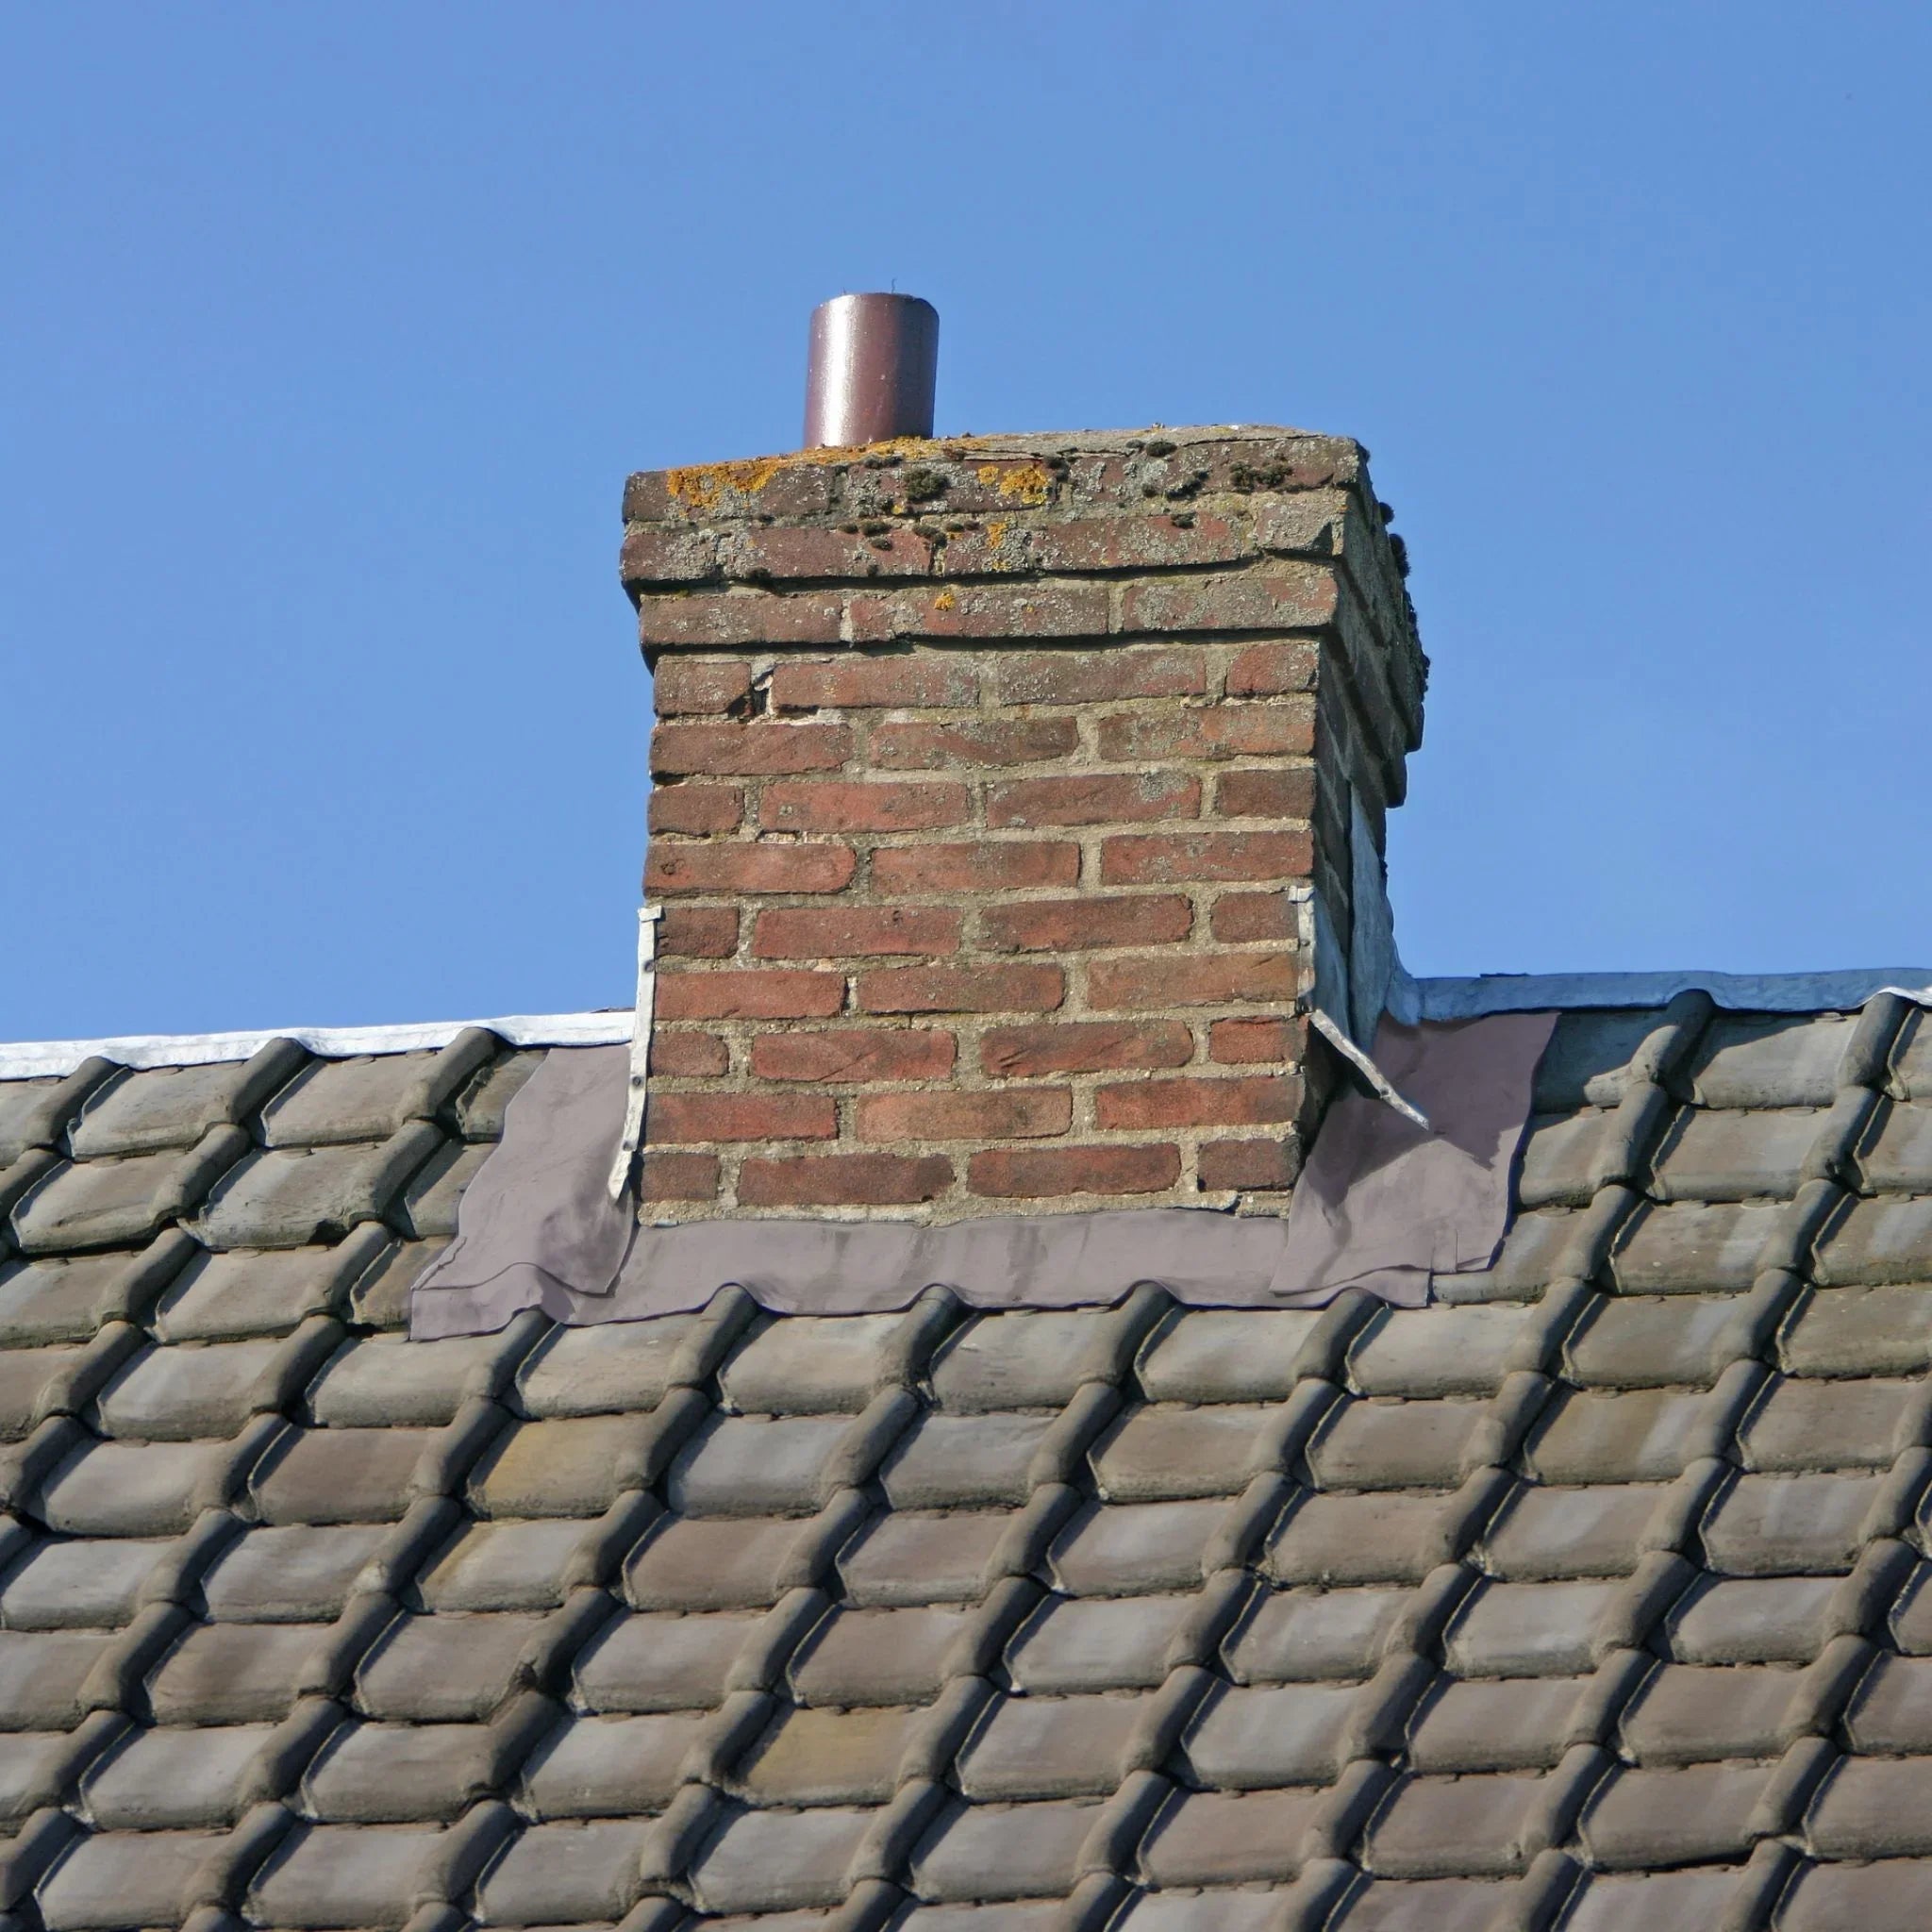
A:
[803,293,939,448]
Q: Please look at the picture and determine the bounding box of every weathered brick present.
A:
[753,907,961,959]
[647,842,857,895]
[1213,768,1317,820]
[653,658,751,715]
[993,647,1207,706]
[1118,563,1338,635]
[1088,952,1298,1010]
[1209,1018,1298,1065]
[942,511,1248,575]
[771,655,979,711]
[619,526,721,589]
[1101,830,1312,886]
[969,1144,1181,1198]
[657,971,845,1022]
[858,1090,1073,1141]
[640,1151,721,1202]
[647,1093,837,1143]
[1096,700,1315,762]
[980,1021,1193,1079]
[1211,891,1299,942]
[724,525,934,581]
[871,842,1078,893]
[657,906,740,959]
[1095,1074,1300,1130]
[872,717,1078,770]
[625,457,840,524]
[1249,495,1345,558]
[750,1028,956,1084]
[986,772,1199,828]
[848,581,1108,642]
[760,779,970,833]
[1227,641,1320,696]
[649,1031,730,1077]
[1199,1139,1298,1191]
[981,895,1191,954]
[858,964,1065,1015]
[651,721,853,777]
[739,1153,955,1208]
[648,784,744,836]
[636,588,846,648]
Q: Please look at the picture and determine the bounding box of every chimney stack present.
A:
[804,293,940,448]
[622,372,1425,1221]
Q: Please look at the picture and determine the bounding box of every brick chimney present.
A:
[624,426,1424,1219]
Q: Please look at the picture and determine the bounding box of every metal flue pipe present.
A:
[803,293,939,448]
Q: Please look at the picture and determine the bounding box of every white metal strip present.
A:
[608,906,664,1201]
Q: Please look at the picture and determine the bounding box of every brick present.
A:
[658,906,739,958]
[858,964,1065,1015]
[639,1151,720,1202]
[1210,1018,1297,1064]
[848,581,1108,642]
[981,895,1191,954]
[646,1093,836,1143]
[994,648,1207,705]
[981,1021,1193,1078]
[858,1090,1073,1141]
[752,907,961,959]
[649,1031,729,1077]
[657,971,845,1021]
[759,779,970,833]
[945,511,1249,575]
[1199,1140,1298,1191]
[1211,891,1299,942]
[986,772,1200,828]
[620,525,721,588]
[750,1029,956,1084]
[1118,563,1338,635]
[625,458,840,524]
[1095,1074,1301,1130]
[771,655,978,710]
[872,842,1078,893]
[1214,768,1317,820]
[646,842,857,895]
[872,717,1077,770]
[651,721,853,777]
[738,1154,954,1208]
[1228,641,1320,696]
[1101,830,1312,886]
[635,587,847,648]
[970,1144,1181,1199]
[1097,700,1315,762]
[652,658,751,715]
[1088,952,1298,1010]
[648,784,744,835]
[724,525,935,582]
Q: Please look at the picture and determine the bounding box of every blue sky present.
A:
[6,3,1928,1041]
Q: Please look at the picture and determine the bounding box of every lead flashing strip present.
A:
[1407,967,1932,1021]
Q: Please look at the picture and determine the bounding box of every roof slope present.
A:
[6,999,1932,1929]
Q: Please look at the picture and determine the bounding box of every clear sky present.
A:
[6,3,1929,1041]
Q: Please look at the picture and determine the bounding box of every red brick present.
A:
[753,906,960,959]
[857,1089,1072,1141]
[1096,700,1315,762]
[635,588,845,648]
[970,1143,1181,1199]
[657,970,845,1021]
[738,1153,955,1208]
[981,1021,1193,1078]
[872,842,1078,893]
[1118,563,1338,635]
[647,842,857,895]
[751,1028,956,1083]
[987,772,1199,828]
[1228,641,1320,696]
[1199,1139,1298,1191]
[619,525,720,589]
[771,655,978,710]
[651,721,853,778]
[1211,890,1299,942]
[945,511,1248,575]
[1088,952,1298,1010]
[639,1150,720,1202]
[1095,1074,1301,1130]
[653,658,751,716]
[847,581,1108,643]
[649,1031,729,1077]
[1209,1017,1298,1065]
[872,717,1077,770]
[726,525,935,582]
[994,648,1207,705]
[858,964,1065,1015]
[625,457,840,524]
[760,779,969,833]
[648,784,744,835]
[1101,830,1312,886]
[982,895,1191,954]
[1213,768,1317,820]
[655,906,737,959]
[647,1092,836,1143]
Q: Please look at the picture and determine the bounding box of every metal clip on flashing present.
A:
[608,906,664,1202]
